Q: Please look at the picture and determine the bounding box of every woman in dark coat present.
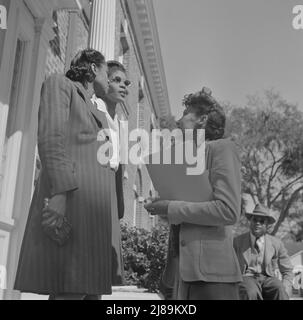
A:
[14,49,118,300]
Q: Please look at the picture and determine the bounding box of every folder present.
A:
[144,141,213,202]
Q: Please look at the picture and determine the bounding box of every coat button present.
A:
[181,240,186,247]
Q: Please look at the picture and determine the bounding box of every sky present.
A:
[153,0,303,118]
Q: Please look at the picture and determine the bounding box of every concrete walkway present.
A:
[21,286,163,300]
[103,286,163,300]
[19,289,303,300]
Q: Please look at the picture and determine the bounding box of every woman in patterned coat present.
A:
[14,49,119,300]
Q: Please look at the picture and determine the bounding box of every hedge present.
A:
[121,222,169,293]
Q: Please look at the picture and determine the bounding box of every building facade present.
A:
[0,0,170,300]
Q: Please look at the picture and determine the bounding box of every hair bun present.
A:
[65,49,105,84]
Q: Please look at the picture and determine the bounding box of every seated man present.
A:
[234,204,294,300]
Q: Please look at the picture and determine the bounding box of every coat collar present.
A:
[73,81,108,129]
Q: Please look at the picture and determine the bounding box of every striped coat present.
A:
[14,74,123,295]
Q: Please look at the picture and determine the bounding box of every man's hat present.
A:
[245,204,276,225]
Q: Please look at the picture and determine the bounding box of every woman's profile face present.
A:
[93,63,109,98]
[106,70,129,104]
[177,106,206,130]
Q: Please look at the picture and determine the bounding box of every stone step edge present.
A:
[111,286,157,294]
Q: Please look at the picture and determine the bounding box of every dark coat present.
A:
[14,74,123,295]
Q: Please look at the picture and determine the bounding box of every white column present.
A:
[89,0,116,60]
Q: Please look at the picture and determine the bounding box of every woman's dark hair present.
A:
[107,60,126,76]
[66,49,105,84]
[182,87,226,141]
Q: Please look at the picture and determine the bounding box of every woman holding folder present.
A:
[145,88,242,300]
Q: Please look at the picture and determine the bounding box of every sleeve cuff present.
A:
[50,169,78,196]
[168,201,183,225]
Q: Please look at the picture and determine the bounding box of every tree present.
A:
[280,201,303,242]
[227,89,303,235]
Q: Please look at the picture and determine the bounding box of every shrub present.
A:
[121,222,169,293]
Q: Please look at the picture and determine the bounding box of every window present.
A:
[134,169,144,228]
[49,11,62,59]
[118,21,129,66]
[137,77,145,129]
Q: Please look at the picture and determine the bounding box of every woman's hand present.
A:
[144,197,170,217]
[144,194,160,206]
[42,193,67,230]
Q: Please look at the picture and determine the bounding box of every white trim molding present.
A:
[125,0,171,119]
